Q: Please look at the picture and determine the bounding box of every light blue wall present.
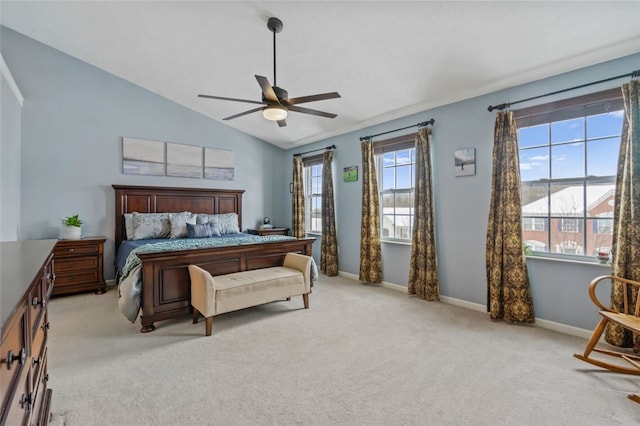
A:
[0,63,22,241]
[3,23,637,331]
[285,51,640,331]
[1,27,288,278]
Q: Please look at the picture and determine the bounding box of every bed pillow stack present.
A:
[124,212,240,240]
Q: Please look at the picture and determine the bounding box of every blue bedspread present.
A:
[116,235,316,322]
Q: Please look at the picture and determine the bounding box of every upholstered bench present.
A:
[188,253,312,336]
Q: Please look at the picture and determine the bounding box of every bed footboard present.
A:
[137,238,315,332]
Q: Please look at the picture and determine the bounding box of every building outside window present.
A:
[517,88,621,258]
[373,134,416,242]
[523,217,547,231]
[303,155,323,233]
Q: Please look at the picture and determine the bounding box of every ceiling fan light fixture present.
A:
[262,105,288,121]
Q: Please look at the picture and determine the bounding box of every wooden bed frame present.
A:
[113,185,315,333]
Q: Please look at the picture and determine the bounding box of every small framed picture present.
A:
[454,148,476,177]
[343,166,358,182]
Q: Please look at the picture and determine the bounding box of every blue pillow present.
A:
[187,223,212,238]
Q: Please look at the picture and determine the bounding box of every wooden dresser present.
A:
[53,236,106,296]
[1,239,56,426]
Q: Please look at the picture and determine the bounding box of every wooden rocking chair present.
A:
[573,275,640,403]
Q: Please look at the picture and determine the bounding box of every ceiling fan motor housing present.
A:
[263,86,288,103]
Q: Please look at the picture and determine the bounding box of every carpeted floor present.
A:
[47,274,640,425]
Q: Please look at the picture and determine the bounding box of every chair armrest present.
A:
[283,253,312,291]
[588,275,640,314]
[188,265,216,317]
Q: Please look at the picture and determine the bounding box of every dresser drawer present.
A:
[54,255,97,272]
[54,243,99,257]
[30,352,48,426]
[28,278,45,336]
[31,314,47,392]
[1,305,28,408]
[1,368,30,426]
[54,271,99,286]
[43,257,55,300]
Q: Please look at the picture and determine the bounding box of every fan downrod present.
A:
[267,17,283,33]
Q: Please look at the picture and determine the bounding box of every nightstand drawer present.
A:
[54,243,99,257]
[55,256,97,272]
[55,271,98,286]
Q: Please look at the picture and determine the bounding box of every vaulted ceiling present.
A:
[2,1,639,149]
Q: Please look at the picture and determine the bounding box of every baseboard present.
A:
[106,278,116,286]
[337,270,591,339]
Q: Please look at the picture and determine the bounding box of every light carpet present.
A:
[47,274,640,425]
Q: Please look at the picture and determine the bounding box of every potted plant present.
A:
[60,214,83,239]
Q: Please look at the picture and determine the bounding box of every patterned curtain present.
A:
[408,127,439,300]
[606,78,640,349]
[291,156,305,238]
[359,140,382,283]
[486,111,535,323]
[321,150,339,276]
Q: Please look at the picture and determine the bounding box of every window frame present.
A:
[302,154,323,234]
[373,133,416,243]
[516,88,621,260]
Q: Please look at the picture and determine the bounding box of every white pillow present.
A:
[169,212,196,238]
[131,213,171,240]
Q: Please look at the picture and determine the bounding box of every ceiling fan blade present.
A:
[255,75,280,103]
[284,92,341,106]
[198,94,265,105]
[277,119,287,127]
[223,107,264,121]
[287,105,337,119]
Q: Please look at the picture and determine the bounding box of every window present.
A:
[303,155,323,233]
[595,212,613,235]
[517,88,621,258]
[523,217,547,231]
[374,134,416,241]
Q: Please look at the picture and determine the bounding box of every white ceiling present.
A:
[2,1,640,149]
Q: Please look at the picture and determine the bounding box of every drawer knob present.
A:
[32,296,45,308]
[68,248,75,252]
[2,347,26,370]
[19,392,32,409]
[33,356,42,366]
[42,322,51,331]
[47,272,56,282]
[43,373,50,384]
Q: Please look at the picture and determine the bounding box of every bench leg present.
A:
[303,293,309,309]
[205,316,213,336]
[193,308,199,324]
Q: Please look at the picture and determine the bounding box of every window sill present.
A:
[381,239,412,247]
[306,231,322,237]
[526,253,611,268]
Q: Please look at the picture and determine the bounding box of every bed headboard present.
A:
[112,185,245,248]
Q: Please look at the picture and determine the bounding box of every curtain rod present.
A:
[359,119,435,142]
[487,69,640,112]
[293,144,336,157]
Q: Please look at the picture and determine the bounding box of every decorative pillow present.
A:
[131,213,171,240]
[217,213,240,235]
[196,214,222,236]
[124,213,135,240]
[169,212,196,238]
[187,223,212,238]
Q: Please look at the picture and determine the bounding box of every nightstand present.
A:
[246,227,290,236]
[52,236,106,296]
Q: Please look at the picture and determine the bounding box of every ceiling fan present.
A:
[198,17,341,127]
